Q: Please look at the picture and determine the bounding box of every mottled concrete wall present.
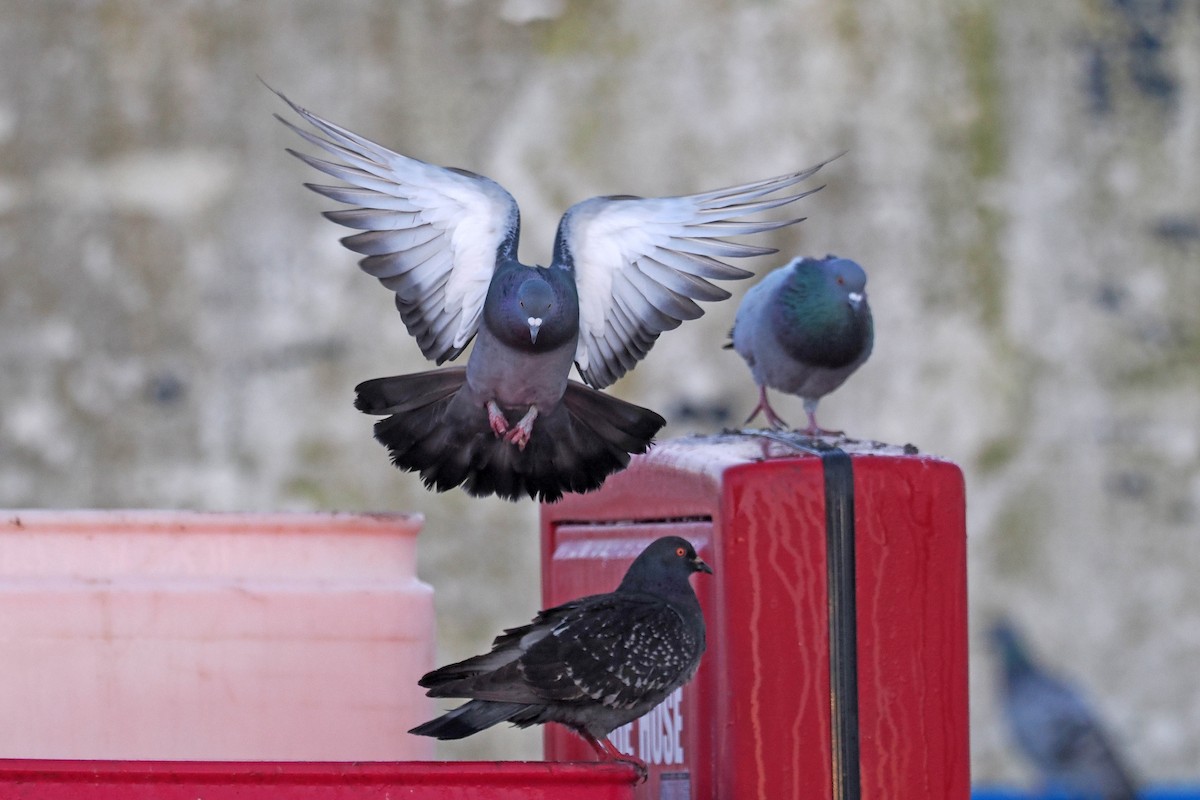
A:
[1,0,1198,778]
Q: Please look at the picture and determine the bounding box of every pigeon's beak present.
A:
[692,556,713,575]
[847,291,864,309]
[527,316,543,344]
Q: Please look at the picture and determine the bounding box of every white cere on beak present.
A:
[527,316,543,343]
[848,292,864,306]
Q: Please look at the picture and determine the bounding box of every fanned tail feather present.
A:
[355,368,468,414]
[354,369,665,502]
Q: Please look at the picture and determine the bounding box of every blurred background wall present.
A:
[1,0,1197,782]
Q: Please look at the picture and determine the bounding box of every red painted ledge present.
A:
[0,760,638,799]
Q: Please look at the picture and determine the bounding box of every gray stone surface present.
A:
[1,0,1197,779]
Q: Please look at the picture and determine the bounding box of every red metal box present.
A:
[540,434,969,799]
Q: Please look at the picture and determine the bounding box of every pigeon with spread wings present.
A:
[274,89,832,501]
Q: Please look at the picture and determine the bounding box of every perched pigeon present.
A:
[273,88,832,502]
[989,620,1139,800]
[726,254,872,435]
[410,536,712,772]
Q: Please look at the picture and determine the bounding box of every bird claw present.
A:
[765,410,791,430]
[615,754,648,784]
[801,425,845,438]
[502,406,538,451]
[503,425,531,450]
[745,386,790,430]
[584,734,648,784]
[802,408,842,438]
[486,401,509,437]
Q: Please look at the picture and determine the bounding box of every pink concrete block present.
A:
[0,510,435,761]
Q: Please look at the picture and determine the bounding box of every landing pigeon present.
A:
[727,255,872,435]
[989,620,1140,800]
[273,88,832,502]
[409,536,712,773]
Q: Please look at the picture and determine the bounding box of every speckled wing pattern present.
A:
[273,89,519,365]
[517,595,704,709]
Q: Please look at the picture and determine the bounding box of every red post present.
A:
[540,434,969,799]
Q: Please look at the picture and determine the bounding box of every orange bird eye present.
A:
[675,547,686,557]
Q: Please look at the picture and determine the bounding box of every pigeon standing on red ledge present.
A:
[409,536,712,776]
[273,87,833,501]
[727,255,873,435]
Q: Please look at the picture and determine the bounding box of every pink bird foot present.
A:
[743,385,789,430]
[486,400,509,437]
[581,732,648,784]
[502,406,538,450]
[800,403,843,438]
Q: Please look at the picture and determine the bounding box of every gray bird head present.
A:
[770,254,873,372]
[517,278,555,344]
[617,536,712,596]
[818,255,868,309]
[988,618,1037,680]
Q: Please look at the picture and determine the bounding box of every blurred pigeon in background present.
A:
[410,536,711,773]
[726,255,872,435]
[274,88,832,502]
[989,619,1140,800]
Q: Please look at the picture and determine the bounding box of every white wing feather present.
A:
[560,161,834,388]
[275,90,519,364]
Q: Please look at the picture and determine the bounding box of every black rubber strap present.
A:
[822,448,861,800]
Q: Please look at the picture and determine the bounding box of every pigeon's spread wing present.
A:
[519,596,704,709]
[274,89,519,364]
[560,162,833,389]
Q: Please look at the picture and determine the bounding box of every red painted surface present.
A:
[540,434,969,799]
[0,760,637,799]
